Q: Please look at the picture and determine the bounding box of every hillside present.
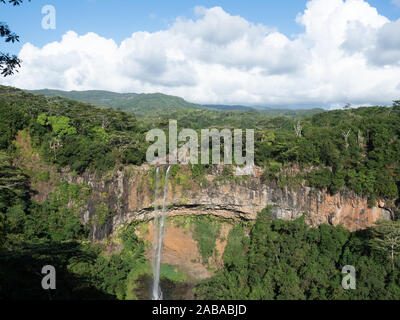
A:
[29,88,325,120]
[2,85,400,206]
[1,85,400,300]
[204,104,258,111]
[29,89,205,118]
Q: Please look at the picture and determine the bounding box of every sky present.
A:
[1,0,400,108]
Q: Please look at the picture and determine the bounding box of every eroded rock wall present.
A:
[66,165,392,240]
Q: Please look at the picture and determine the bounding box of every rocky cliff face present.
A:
[66,165,392,240]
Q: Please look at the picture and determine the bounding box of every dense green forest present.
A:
[29,89,207,118]
[1,85,400,299]
[0,86,150,173]
[6,86,400,208]
[256,105,400,208]
[30,88,324,120]
[196,207,400,300]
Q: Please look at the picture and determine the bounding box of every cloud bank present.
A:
[3,0,400,107]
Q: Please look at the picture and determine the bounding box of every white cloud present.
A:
[2,0,400,107]
[367,19,400,66]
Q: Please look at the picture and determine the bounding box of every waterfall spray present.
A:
[151,165,171,300]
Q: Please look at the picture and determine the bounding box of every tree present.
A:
[357,130,364,148]
[0,151,27,195]
[294,120,302,137]
[342,129,351,150]
[38,114,77,137]
[370,220,400,271]
[0,0,31,76]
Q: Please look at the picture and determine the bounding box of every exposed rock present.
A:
[138,221,213,280]
[66,165,392,241]
[235,164,255,176]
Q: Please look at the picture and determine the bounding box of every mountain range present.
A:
[29,89,324,119]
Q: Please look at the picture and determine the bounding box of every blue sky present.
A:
[2,0,400,107]
[2,0,399,55]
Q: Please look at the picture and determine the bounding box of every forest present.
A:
[4,86,400,207]
[196,207,400,300]
[1,84,400,299]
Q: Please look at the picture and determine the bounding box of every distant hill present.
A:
[204,104,325,118]
[29,89,205,118]
[258,108,326,118]
[29,88,325,120]
[204,104,258,111]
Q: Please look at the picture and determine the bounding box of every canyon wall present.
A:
[65,165,393,240]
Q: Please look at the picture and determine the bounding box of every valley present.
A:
[0,85,400,300]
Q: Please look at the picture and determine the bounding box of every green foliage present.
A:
[29,89,206,119]
[190,164,210,186]
[0,223,150,300]
[169,164,180,177]
[192,216,221,264]
[0,86,148,174]
[195,207,400,300]
[0,150,30,246]
[38,114,77,137]
[370,220,400,270]
[255,106,400,202]
[262,161,283,182]
[3,85,399,204]
[307,168,333,190]
[0,98,29,150]
[0,150,29,212]
[21,183,90,242]
[91,126,109,142]
[90,225,148,299]
[1,85,400,300]
[0,241,115,300]
[222,225,249,269]
[93,203,114,228]
[160,264,187,282]
[29,88,323,121]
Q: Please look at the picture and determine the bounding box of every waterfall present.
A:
[151,167,160,299]
[151,165,171,300]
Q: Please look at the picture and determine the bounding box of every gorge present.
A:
[64,164,393,243]
[60,162,395,294]
[1,86,399,300]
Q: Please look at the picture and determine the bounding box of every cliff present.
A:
[65,165,392,241]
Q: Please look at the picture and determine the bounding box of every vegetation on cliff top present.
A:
[0,85,149,174]
[2,85,399,207]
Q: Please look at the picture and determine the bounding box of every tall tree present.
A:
[342,129,351,150]
[0,0,31,76]
[370,220,400,271]
[294,120,302,137]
